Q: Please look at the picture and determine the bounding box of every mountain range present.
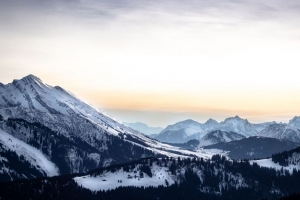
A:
[154,116,300,144]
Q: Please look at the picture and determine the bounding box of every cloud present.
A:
[1,0,300,125]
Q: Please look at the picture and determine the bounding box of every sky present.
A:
[1,0,300,127]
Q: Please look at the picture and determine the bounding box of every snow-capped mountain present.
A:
[252,121,275,132]
[258,123,300,143]
[155,119,218,143]
[288,116,300,130]
[198,130,245,147]
[217,116,258,137]
[202,118,219,130]
[0,75,214,181]
[124,122,163,135]
[204,136,299,159]
[156,116,271,143]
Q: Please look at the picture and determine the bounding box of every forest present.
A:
[0,155,300,200]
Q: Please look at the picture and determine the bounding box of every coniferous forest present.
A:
[0,156,300,200]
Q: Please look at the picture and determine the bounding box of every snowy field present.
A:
[74,164,175,191]
[250,158,300,174]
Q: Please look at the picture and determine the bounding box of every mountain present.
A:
[204,136,299,159]
[1,156,300,200]
[217,116,258,137]
[252,121,275,132]
[155,119,218,143]
[288,116,300,129]
[0,75,211,181]
[155,116,271,143]
[258,123,300,143]
[198,130,245,147]
[124,122,163,135]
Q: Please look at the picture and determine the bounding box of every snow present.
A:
[0,129,59,177]
[74,164,175,191]
[250,158,300,174]
[198,148,229,157]
[198,131,244,147]
[258,123,300,143]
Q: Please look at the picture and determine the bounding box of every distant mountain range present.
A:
[154,116,300,144]
[123,122,163,135]
[154,116,272,143]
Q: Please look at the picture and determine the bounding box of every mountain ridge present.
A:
[0,75,215,181]
[155,116,273,143]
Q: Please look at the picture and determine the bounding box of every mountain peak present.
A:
[206,118,216,122]
[204,118,218,126]
[178,119,199,124]
[224,115,244,122]
[288,116,300,129]
[13,74,43,86]
[22,74,42,83]
[289,116,300,122]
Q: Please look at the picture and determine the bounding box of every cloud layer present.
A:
[1,0,300,126]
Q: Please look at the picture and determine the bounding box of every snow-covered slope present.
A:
[0,129,59,181]
[250,159,300,174]
[198,130,245,147]
[74,162,174,191]
[251,146,300,174]
[258,123,300,143]
[0,75,219,180]
[124,122,163,135]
